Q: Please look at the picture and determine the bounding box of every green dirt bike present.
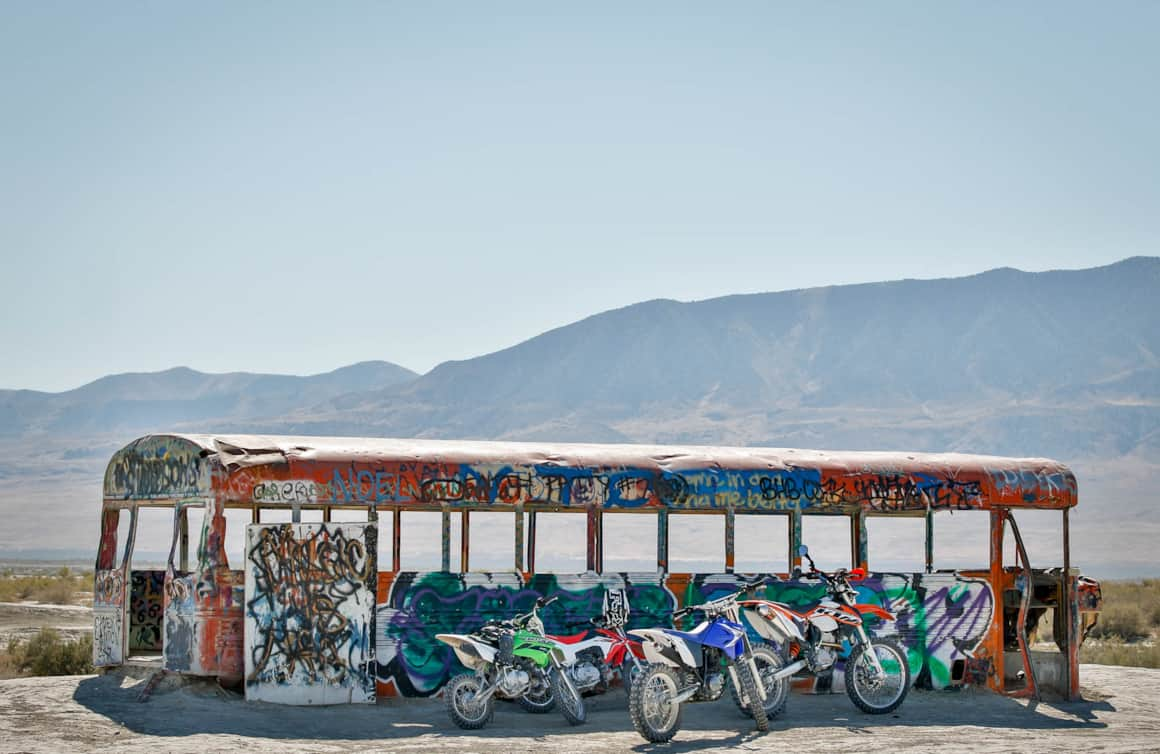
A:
[435,596,587,729]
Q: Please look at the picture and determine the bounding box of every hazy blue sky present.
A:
[2,2,1157,392]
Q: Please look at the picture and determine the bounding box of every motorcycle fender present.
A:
[435,634,496,672]
[547,642,581,664]
[855,604,895,622]
[630,629,697,669]
[573,636,616,660]
[605,641,627,667]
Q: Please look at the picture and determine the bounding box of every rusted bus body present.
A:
[96,434,1100,704]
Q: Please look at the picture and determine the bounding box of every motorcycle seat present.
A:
[663,623,711,646]
[546,632,590,645]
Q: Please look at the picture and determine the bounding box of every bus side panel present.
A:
[245,523,377,705]
[370,569,997,698]
[162,501,245,680]
[93,569,127,667]
[161,567,243,677]
[163,572,196,671]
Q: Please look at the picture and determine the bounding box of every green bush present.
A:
[13,628,94,676]
[1088,605,1147,642]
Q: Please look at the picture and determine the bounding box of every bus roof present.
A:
[104,433,1077,513]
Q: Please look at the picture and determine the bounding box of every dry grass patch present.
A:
[1080,641,1160,669]
[1088,579,1160,641]
[1078,578,1160,669]
[0,567,91,605]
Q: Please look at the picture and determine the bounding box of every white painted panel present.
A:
[244,522,377,704]
[92,569,126,666]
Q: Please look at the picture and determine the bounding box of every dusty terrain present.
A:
[2,600,1157,752]
[0,664,1156,753]
[0,602,93,645]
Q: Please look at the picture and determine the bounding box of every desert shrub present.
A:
[1094,579,1160,624]
[1088,604,1147,641]
[35,579,81,605]
[0,639,22,679]
[12,628,94,676]
[0,571,87,605]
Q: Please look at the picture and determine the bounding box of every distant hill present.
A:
[271,257,1160,460]
[0,259,1157,574]
[0,360,419,437]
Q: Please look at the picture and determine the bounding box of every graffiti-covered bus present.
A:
[95,434,1100,705]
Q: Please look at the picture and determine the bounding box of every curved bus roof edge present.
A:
[101,432,1078,513]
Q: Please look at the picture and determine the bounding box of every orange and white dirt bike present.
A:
[739,545,911,717]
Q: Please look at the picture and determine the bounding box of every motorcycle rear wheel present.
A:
[444,673,494,730]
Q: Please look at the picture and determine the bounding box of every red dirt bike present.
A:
[738,545,911,717]
[536,588,648,703]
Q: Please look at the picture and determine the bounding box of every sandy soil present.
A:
[0,602,93,644]
[0,664,1157,754]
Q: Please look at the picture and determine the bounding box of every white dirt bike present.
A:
[739,545,911,715]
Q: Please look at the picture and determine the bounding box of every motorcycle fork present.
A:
[727,639,768,704]
[853,625,885,676]
[551,656,583,700]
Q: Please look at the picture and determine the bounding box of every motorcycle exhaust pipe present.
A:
[672,686,701,704]
[773,659,806,680]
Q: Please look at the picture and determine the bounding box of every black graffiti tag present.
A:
[246,525,372,685]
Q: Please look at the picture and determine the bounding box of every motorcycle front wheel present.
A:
[443,672,494,730]
[730,644,788,721]
[550,667,587,726]
[845,638,910,714]
[628,665,682,743]
[621,659,646,699]
[733,655,770,732]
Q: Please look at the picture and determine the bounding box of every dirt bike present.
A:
[541,588,648,700]
[738,545,911,715]
[627,588,777,743]
[435,596,586,729]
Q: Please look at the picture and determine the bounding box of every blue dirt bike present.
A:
[628,588,779,742]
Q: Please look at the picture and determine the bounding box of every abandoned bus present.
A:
[95,434,1101,705]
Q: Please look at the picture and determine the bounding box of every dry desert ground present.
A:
[2,601,1158,753]
[1,663,1158,754]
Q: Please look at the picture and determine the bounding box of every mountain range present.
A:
[2,257,1157,576]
